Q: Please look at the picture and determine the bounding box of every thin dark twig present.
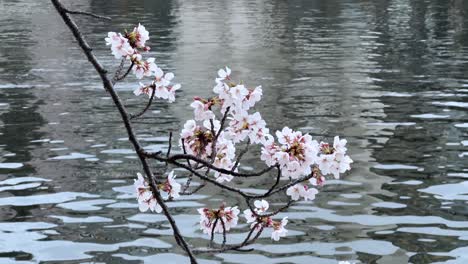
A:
[130,84,156,119]
[220,217,227,247]
[181,181,206,195]
[263,165,281,196]
[166,131,173,157]
[181,172,194,193]
[145,152,274,178]
[210,107,230,160]
[64,9,111,20]
[112,58,126,83]
[232,140,250,171]
[115,61,135,81]
[193,225,264,253]
[210,218,219,247]
[181,139,193,169]
[216,107,231,137]
[209,119,216,160]
[241,223,259,246]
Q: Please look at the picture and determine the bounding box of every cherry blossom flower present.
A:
[198,205,239,234]
[162,170,181,199]
[260,135,278,166]
[216,66,231,83]
[286,184,304,201]
[167,83,181,103]
[302,186,318,201]
[139,196,162,213]
[212,135,236,182]
[133,82,153,97]
[131,23,150,48]
[133,173,162,213]
[271,217,288,241]
[254,199,269,213]
[230,84,249,101]
[333,136,348,153]
[226,111,269,144]
[309,174,326,186]
[190,99,215,121]
[261,127,319,178]
[317,137,353,179]
[132,56,157,79]
[243,200,269,224]
[243,200,288,241]
[212,67,264,113]
[152,68,176,100]
[222,206,240,231]
[105,32,134,59]
[286,184,318,201]
[134,172,152,202]
[243,208,257,225]
[240,85,263,110]
[179,119,216,159]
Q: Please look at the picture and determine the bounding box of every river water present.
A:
[1,0,468,263]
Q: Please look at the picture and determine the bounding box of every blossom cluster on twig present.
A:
[50,0,357,259]
[105,23,353,247]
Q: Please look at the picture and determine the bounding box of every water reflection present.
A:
[1,0,468,263]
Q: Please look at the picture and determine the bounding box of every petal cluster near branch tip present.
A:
[106,25,358,244]
[105,24,181,103]
[242,200,289,241]
[198,204,240,234]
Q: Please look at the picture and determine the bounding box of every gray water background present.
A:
[1,0,468,263]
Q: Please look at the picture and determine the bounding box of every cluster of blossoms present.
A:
[198,200,287,241]
[109,24,353,243]
[244,200,288,241]
[105,24,180,103]
[317,136,353,179]
[179,119,237,182]
[133,171,181,213]
[188,68,351,240]
[197,204,240,234]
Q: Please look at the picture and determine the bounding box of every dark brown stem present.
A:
[263,165,282,196]
[193,225,264,253]
[112,58,126,83]
[220,217,227,247]
[64,9,111,20]
[130,84,156,119]
[232,140,250,171]
[210,218,219,247]
[116,61,134,81]
[146,152,274,178]
[166,131,173,157]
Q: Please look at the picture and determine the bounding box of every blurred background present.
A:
[0,0,468,263]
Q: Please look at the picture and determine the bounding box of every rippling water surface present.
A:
[1,0,468,263]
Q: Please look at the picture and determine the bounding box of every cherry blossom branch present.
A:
[63,8,111,20]
[193,225,264,253]
[144,152,274,178]
[50,1,198,263]
[53,0,354,259]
